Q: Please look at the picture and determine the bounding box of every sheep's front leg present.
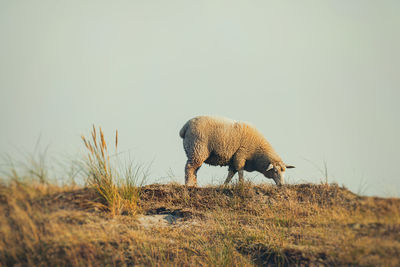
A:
[238,170,244,183]
[224,169,236,184]
[232,155,246,184]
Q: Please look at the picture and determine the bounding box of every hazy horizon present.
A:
[1,1,399,196]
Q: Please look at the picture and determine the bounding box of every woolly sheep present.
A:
[179,116,295,186]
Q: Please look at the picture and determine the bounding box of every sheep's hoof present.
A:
[185,181,197,187]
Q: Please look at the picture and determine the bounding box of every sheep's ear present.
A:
[286,165,295,169]
[266,163,274,171]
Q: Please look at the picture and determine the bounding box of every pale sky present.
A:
[0,1,399,196]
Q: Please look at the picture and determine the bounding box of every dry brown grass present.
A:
[81,126,145,216]
[1,126,399,266]
[0,180,399,266]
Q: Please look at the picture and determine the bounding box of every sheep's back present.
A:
[190,117,243,160]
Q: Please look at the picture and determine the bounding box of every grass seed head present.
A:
[115,130,118,150]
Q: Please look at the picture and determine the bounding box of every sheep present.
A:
[179,116,294,186]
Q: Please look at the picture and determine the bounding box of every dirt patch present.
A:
[138,207,196,228]
[145,207,193,218]
[137,214,178,227]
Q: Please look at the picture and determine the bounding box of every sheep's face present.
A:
[263,162,295,186]
[263,162,286,186]
[264,167,284,186]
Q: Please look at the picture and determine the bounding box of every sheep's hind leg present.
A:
[185,161,202,187]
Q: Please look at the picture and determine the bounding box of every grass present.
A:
[0,127,399,266]
[81,126,146,216]
[1,181,399,266]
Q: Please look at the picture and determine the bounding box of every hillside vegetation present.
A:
[1,127,399,266]
[1,181,399,266]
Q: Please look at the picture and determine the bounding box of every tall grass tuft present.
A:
[81,126,145,216]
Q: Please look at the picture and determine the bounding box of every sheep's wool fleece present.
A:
[180,116,281,167]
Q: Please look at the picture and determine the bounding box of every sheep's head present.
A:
[263,162,295,186]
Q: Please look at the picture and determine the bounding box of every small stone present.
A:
[350,223,361,230]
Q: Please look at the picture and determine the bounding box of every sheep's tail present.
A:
[179,121,190,139]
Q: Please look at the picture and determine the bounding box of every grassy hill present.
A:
[1,128,399,266]
[1,181,399,266]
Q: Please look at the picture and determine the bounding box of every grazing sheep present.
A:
[179,116,295,186]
